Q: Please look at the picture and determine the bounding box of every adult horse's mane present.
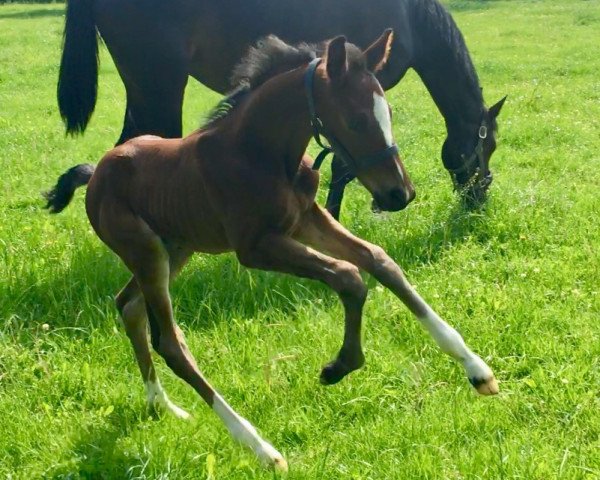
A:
[203,35,366,127]
[413,0,483,105]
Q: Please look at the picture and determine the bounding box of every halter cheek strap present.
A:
[447,122,491,190]
[303,58,399,173]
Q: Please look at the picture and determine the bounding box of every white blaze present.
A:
[373,92,393,147]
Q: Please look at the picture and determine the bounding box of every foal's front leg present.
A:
[298,205,498,395]
[237,233,368,384]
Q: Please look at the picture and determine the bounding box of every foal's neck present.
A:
[235,68,313,178]
[409,0,484,138]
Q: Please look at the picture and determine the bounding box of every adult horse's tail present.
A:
[44,164,95,213]
[58,0,99,135]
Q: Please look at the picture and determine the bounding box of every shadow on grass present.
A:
[3,224,334,339]
[4,197,494,344]
[370,196,497,272]
[0,8,64,20]
[51,408,149,479]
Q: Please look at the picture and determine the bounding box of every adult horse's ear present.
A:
[364,28,394,73]
[326,35,348,80]
[489,95,507,118]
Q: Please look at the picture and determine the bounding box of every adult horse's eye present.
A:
[347,113,369,133]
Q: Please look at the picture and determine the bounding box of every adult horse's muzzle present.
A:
[460,170,493,209]
[448,122,494,209]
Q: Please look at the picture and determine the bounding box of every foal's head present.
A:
[313,30,415,212]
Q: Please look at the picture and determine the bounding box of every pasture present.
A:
[1,0,599,478]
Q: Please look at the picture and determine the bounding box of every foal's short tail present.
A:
[58,0,99,135]
[44,164,95,214]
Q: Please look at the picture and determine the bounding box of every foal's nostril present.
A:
[388,188,409,210]
[373,188,414,212]
[390,188,405,202]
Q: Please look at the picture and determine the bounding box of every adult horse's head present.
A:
[442,96,507,207]
[309,30,415,212]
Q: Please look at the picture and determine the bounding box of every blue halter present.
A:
[303,57,399,172]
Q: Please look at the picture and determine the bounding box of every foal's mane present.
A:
[203,35,365,127]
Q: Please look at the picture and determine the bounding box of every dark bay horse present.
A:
[48,33,498,469]
[57,0,506,218]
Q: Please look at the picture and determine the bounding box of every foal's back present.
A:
[86,133,232,253]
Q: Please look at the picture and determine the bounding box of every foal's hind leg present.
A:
[106,217,286,470]
[297,204,498,395]
[116,262,191,419]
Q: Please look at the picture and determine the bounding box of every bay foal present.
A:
[48,31,498,470]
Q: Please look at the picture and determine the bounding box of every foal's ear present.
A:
[489,95,507,118]
[364,28,394,73]
[326,35,348,80]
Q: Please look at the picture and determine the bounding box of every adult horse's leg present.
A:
[101,208,286,470]
[236,234,368,385]
[297,204,498,395]
[325,156,355,220]
[115,78,188,145]
[100,24,190,145]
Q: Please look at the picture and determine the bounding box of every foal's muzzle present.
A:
[372,185,415,212]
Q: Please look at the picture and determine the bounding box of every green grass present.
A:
[1,1,600,478]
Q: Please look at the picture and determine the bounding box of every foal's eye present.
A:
[347,113,369,133]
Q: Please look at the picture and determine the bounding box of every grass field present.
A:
[1,1,600,478]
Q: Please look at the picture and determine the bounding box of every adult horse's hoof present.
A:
[469,375,499,396]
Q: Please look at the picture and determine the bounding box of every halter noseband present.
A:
[303,58,399,173]
[446,122,491,191]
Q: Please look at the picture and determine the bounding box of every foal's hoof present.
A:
[469,375,499,396]
[465,355,499,396]
[271,455,288,473]
[149,398,192,420]
[257,442,288,473]
[319,356,364,385]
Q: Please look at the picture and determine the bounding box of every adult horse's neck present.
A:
[409,0,484,147]
[234,68,313,177]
